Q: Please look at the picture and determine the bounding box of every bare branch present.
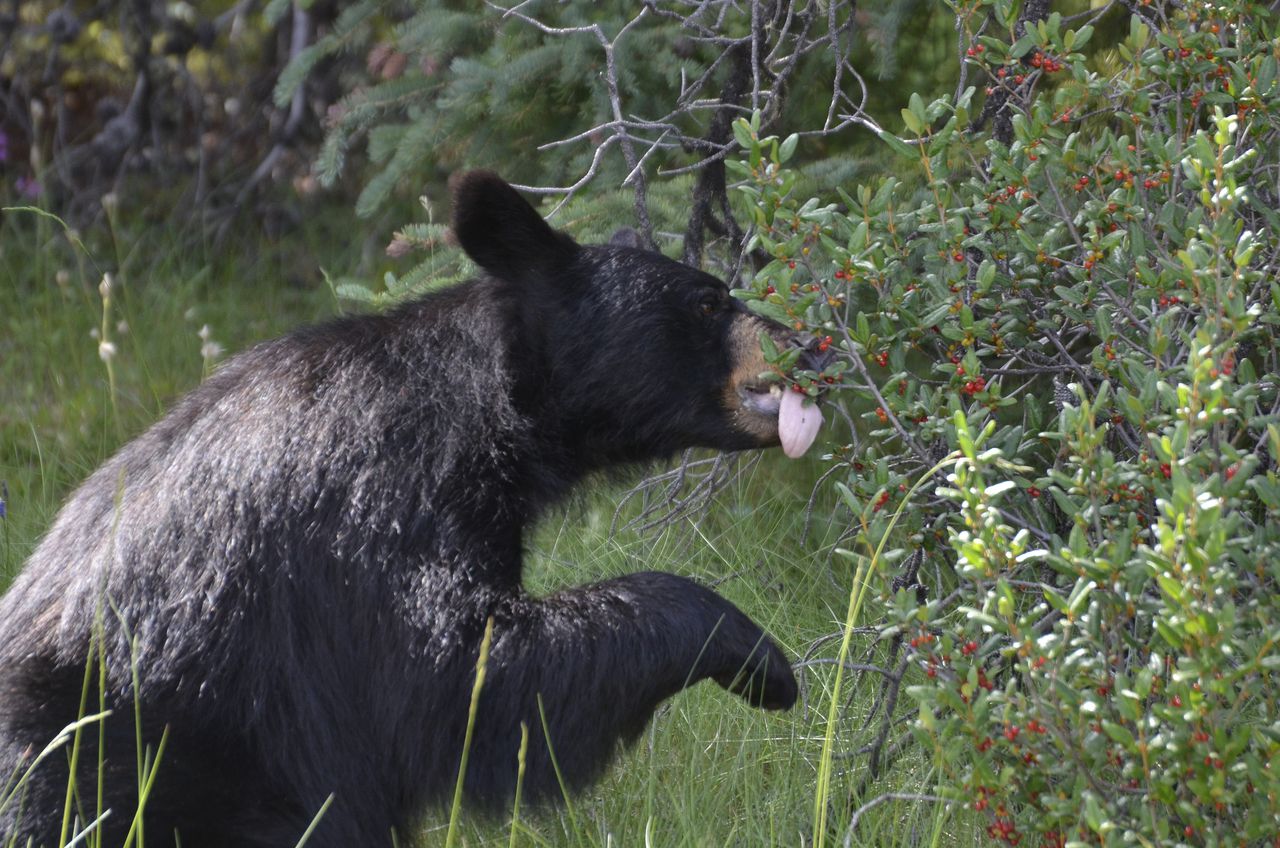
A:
[843,793,950,847]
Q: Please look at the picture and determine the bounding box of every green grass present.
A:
[0,206,342,583]
[446,464,973,848]
[0,207,969,847]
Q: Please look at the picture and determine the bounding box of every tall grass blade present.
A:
[508,722,528,848]
[60,636,103,846]
[811,454,958,848]
[534,693,577,837]
[121,726,169,848]
[0,712,110,820]
[293,793,335,847]
[64,808,111,847]
[445,616,495,848]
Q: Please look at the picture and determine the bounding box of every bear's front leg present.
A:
[457,571,796,808]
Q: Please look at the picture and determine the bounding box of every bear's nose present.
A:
[795,336,836,374]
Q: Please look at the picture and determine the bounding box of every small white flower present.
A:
[99,272,114,299]
[184,307,198,321]
[116,320,129,335]
[201,341,224,362]
[98,341,117,361]
[198,324,211,341]
[101,193,119,213]
[89,327,100,340]
[55,270,70,289]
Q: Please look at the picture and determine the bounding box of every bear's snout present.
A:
[795,334,836,374]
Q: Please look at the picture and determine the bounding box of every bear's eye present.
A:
[698,296,719,317]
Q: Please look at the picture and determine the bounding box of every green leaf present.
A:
[1054,285,1085,305]
[901,108,924,135]
[1102,720,1135,749]
[1010,34,1038,58]
[335,283,376,303]
[875,129,918,159]
[746,299,793,327]
[778,133,799,163]
[1043,587,1070,614]
[908,92,927,123]
[1095,307,1112,341]
[759,331,779,360]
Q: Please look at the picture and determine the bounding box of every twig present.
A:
[843,793,948,846]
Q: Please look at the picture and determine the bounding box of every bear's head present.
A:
[451,171,827,467]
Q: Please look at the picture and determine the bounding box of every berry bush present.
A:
[733,2,1280,844]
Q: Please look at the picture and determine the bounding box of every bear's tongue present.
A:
[778,389,823,458]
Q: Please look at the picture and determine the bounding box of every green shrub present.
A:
[734,3,1280,844]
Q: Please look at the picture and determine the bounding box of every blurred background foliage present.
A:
[0,0,974,260]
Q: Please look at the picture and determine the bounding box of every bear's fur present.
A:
[0,172,809,847]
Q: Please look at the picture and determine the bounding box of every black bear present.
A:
[0,172,824,847]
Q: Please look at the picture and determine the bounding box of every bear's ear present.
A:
[450,171,579,280]
[607,227,645,249]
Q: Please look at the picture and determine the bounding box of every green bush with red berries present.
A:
[734,2,1279,844]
